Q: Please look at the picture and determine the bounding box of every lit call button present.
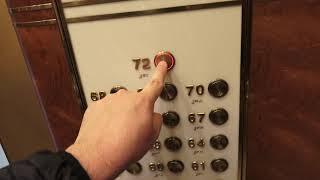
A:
[154,51,175,70]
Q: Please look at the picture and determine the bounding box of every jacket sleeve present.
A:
[0,151,90,180]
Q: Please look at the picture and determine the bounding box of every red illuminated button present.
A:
[154,51,175,70]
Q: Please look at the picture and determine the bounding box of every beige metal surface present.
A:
[0,1,55,161]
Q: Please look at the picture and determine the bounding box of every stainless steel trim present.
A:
[9,3,52,13]
[62,0,136,8]
[15,19,57,27]
[66,0,241,23]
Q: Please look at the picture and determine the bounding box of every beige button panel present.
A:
[62,0,243,179]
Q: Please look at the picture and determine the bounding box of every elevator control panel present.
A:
[61,0,246,179]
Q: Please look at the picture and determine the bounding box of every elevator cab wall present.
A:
[58,0,249,180]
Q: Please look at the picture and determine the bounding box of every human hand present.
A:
[66,61,168,179]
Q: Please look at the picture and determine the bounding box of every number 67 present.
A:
[188,113,205,123]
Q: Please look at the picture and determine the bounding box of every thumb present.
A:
[152,112,162,141]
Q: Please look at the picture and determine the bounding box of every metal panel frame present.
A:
[53,1,252,179]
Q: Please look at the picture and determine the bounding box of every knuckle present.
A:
[138,94,152,106]
[138,94,148,103]
[150,78,163,88]
[116,89,127,94]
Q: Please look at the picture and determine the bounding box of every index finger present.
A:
[141,61,168,103]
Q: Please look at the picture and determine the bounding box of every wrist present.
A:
[66,143,120,179]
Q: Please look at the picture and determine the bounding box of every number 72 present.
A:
[132,58,151,70]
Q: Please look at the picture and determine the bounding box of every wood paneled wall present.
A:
[0,0,54,161]
[247,0,320,180]
[6,0,83,150]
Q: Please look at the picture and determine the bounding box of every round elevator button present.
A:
[160,83,177,101]
[209,108,229,125]
[163,111,180,127]
[110,86,127,94]
[210,135,229,150]
[154,51,175,70]
[164,137,182,152]
[211,159,228,173]
[126,162,142,175]
[208,79,229,98]
[167,160,184,173]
